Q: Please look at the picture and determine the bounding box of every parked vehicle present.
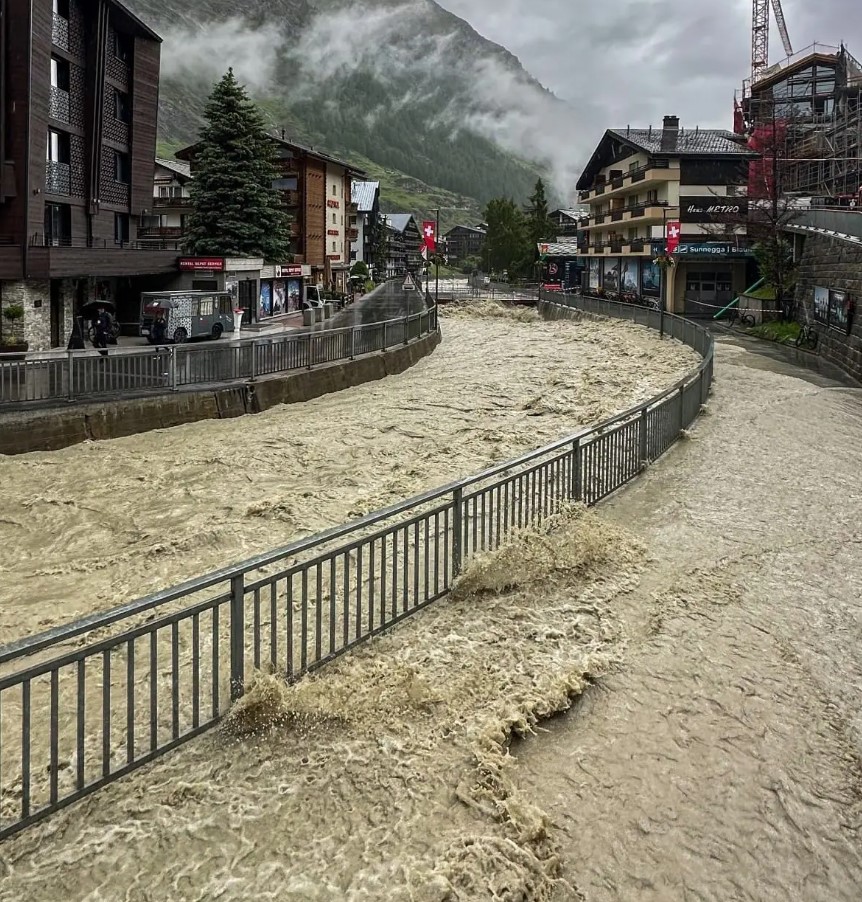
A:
[139,291,234,343]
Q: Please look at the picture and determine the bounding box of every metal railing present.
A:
[0,292,713,841]
[0,307,438,406]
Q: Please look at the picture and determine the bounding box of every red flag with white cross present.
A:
[665,220,681,255]
[422,221,436,254]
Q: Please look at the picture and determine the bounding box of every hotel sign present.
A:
[178,257,224,272]
[680,196,748,223]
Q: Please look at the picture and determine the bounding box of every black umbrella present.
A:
[79,299,117,318]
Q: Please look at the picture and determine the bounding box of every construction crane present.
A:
[751,0,794,83]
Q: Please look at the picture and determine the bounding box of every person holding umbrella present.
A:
[93,306,110,356]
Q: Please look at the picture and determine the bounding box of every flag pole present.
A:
[435,208,440,308]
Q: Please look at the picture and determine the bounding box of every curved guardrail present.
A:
[0,292,713,841]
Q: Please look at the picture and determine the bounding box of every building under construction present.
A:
[737,40,862,200]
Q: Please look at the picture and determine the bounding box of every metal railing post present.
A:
[307,333,313,370]
[452,486,463,578]
[66,349,74,401]
[382,321,388,350]
[230,574,245,702]
[639,407,648,466]
[571,437,582,501]
[349,328,356,360]
[403,312,409,344]
[169,346,178,392]
[250,340,257,382]
[678,384,686,430]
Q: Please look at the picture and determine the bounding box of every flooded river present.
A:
[2,316,860,901]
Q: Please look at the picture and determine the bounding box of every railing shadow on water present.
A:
[0,290,713,841]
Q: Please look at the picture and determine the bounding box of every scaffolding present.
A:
[738,43,862,198]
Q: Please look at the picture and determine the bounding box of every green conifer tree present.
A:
[185,69,289,261]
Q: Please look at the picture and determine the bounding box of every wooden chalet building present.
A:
[175,134,366,294]
[0,0,178,350]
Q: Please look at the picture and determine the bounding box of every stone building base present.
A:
[0,280,77,351]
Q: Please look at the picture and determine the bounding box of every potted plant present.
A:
[1,303,28,357]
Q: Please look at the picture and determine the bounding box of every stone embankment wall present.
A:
[795,233,862,381]
[0,330,441,455]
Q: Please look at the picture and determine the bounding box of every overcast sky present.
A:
[435,0,862,147]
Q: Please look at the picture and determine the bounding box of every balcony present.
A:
[45,161,72,196]
[347,227,359,241]
[137,226,184,240]
[52,12,69,51]
[152,196,192,210]
[27,234,182,278]
[49,86,70,123]
[579,159,677,202]
[106,53,130,87]
[581,202,670,231]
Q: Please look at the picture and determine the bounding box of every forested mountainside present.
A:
[127,0,569,223]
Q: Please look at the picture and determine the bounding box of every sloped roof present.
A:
[577,126,758,190]
[609,128,753,156]
[551,209,582,221]
[155,158,192,181]
[444,225,486,236]
[385,213,415,233]
[351,181,379,212]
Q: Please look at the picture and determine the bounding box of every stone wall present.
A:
[794,233,862,381]
[1,281,51,349]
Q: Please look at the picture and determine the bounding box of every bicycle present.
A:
[727,307,755,327]
[794,323,818,350]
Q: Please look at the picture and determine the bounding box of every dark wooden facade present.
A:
[0,0,176,280]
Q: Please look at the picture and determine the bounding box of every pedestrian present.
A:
[151,312,167,348]
[93,306,110,357]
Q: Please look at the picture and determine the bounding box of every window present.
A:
[50,57,70,90]
[114,90,131,124]
[44,202,71,243]
[47,129,70,163]
[332,213,336,224]
[331,241,336,252]
[196,297,215,316]
[53,0,69,17]
[114,151,130,183]
[114,31,133,63]
[646,189,658,204]
[332,185,336,195]
[114,213,129,244]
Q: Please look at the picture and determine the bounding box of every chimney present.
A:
[661,115,680,152]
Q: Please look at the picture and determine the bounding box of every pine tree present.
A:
[185,69,289,261]
[525,178,555,248]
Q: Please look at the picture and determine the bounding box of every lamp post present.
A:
[658,204,680,338]
[435,207,440,307]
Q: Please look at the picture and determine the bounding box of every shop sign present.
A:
[178,256,224,272]
[326,254,341,260]
[326,199,340,209]
[327,229,340,236]
[672,242,753,257]
[276,264,305,277]
[680,196,748,222]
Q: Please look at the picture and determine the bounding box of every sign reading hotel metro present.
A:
[680,196,749,223]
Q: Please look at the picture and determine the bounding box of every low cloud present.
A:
[160,19,282,94]
[157,3,592,199]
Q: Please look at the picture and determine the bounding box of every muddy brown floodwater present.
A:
[0,302,697,645]
[2,316,859,902]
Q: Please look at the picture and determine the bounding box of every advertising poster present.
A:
[259,282,272,318]
[589,258,601,289]
[641,259,661,295]
[273,280,286,316]
[621,258,639,293]
[829,289,849,332]
[287,279,302,311]
[813,286,829,323]
[603,258,620,292]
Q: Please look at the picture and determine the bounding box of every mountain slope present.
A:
[128,0,572,222]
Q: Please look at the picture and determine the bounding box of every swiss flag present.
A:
[422,220,436,254]
[665,220,681,255]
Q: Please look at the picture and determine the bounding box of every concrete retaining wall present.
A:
[0,330,441,456]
